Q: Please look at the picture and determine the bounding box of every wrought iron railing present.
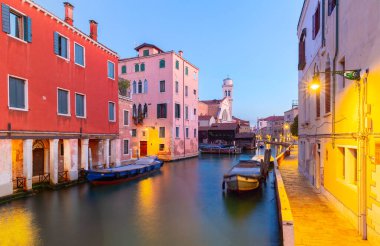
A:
[38,173,50,184]
[16,177,26,190]
[58,171,68,183]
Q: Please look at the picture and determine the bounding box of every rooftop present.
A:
[134,43,164,53]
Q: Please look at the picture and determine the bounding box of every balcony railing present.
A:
[58,171,68,183]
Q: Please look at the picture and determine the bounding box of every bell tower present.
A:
[222,77,233,118]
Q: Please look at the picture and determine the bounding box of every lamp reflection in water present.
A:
[0,207,40,245]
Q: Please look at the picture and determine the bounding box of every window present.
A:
[175,60,179,70]
[193,89,196,95]
[107,61,115,79]
[325,68,331,114]
[312,3,320,40]
[185,86,188,97]
[2,4,32,42]
[194,128,197,138]
[228,91,231,97]
[175,81,179,93]
[123,140,129,154]
[160,80,165,92]
[132,129,137,137]
[298,28,306,70]
[135,63,140,72]
[75,93,85,117]
[159,59,165,68]
[142,131,146,137]
[108,102,115,122]
[159,127,165,138]
[8,76,26,110]
[132,81,137,94]
[159,144,165,151]
[74,43,85,67]
[338,147,358,184]
[175,104,181,118]
[185,127,189,138]
[54,32,69,59]
[328,0,336,16]
[141,63,145,72]
[194,108,196,115]
[123,110,129,126]
[138,81,143,93]
[143,49,149,56]
[143,103,148,118]
[176,127,180,138]
[185,106,189,120]
[121,65,127,74]
[58,89,69,115]
[185,66,189,75]
[157,103,167,118]
[144,80,148,94]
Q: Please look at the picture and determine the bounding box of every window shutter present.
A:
[24,16,32,42]
[144,80,148,93]
[54,32,59,55]
[164,104,167,118]
[17,79,25,108]
[9,78,17,107]
[2,4,10,34]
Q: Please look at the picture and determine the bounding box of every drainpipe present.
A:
[322,0,326,46]
[332,0,339,149]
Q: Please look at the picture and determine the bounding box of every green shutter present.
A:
[2,4,10,34]
[23,16,32,42]
[122,65,127,74]
[135,64,139,72]
[141,63,145,71]
[175,60,179,69]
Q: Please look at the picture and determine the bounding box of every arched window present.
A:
[144,80,148,94]
[138,104,142,123]
[132,104,137,118]
[225,91,227,97]
[228,90,231,97]
[159,59,165,68]
[298,28,307,70]
[138,80,142,93]
[132,81,137,94]
[143,103,148,118]
[141,63,145,72]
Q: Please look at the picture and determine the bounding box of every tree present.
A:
[290,115,298,136]
[118,78,130,96]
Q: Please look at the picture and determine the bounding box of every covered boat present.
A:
[223,160,263,192]
[86,156,164,185]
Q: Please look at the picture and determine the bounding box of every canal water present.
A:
[0,150,281,246]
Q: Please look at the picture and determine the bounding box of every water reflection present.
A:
[0,206,41,245]
[0,152,281,245]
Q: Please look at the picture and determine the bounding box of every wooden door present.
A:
[33,148,44,176]
[140,141,147,157]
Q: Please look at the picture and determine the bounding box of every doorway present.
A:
[33,141,45,176]
[140,141,147,157]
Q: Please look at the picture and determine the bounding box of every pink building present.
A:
[118,92,133,163]
[119,44,199,161]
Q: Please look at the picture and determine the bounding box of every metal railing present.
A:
[58,171,68,183]
[16,177,26,190]
[38,173,50,184]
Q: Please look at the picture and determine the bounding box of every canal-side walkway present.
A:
[279,146,371,246]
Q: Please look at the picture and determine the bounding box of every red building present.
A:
[0,0,119,197]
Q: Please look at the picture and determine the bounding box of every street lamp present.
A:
[310,67,361,91]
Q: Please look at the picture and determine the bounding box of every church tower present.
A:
[222,77,233,118]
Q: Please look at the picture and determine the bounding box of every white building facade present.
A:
[298,0,380,243]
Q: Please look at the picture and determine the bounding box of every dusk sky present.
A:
[35,0,303,124]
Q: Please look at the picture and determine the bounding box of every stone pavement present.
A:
[279,145,371,246]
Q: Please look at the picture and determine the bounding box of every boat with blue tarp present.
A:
[86,156,164,185]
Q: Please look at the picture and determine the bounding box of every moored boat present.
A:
[252,155,274,166]
[223,160,263,192]
[86,156,164,185]
[199,144,241,154]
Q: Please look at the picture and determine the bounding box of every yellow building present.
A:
[298,0,380,244]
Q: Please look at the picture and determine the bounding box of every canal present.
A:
[0,150,281,246]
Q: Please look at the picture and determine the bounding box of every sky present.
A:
[34,0,304,124]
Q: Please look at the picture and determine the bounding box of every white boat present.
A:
[252,155,274,165]
[223,160,263,192]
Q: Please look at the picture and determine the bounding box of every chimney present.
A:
[89,20,98,41]
[64,2,74,26]
[179,50,183,57]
